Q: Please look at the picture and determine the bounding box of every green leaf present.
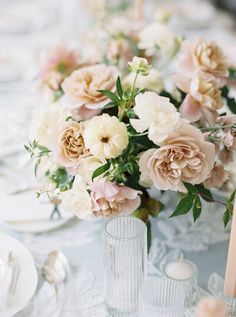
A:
[183,182,197,194]
[34,159,41,177]
[169,194,195,218]
[37,144,50,152]
[194,184,213,202]
[223,209,231,227]
[116,76,123,99]
[97,90,120,104]
[54,89,64,101]
[24,144,30,152]
[229,188,236,202]
[229,68,236,80]
[192,196,202,222]
[65,116,73,121]
[103,101,116,109]
[221,86,236,114]
[92,162,110,181]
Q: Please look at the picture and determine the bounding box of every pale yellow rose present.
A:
[139,122,215,192]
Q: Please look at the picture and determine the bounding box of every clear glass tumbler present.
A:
[103,216,147,317]
[138,277,185,317]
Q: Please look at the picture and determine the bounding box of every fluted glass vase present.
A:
[103,216,147,317]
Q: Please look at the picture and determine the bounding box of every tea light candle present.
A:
[164,259,198,306]
[165,260,193,280]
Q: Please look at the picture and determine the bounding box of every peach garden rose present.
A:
[55,121,88,173]
[61,64,118,119]
[139,122,215,192]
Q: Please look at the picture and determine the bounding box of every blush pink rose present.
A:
[39,46,79,90]
[90,181,141,217]
[173,72,223,122]
[139,122,215,192]
[61,64,118,119]
[177,39,228,78]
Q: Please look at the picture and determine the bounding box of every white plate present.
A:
[0,233,38,316]
[0,191,73,233]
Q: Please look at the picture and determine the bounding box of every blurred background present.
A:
[0,0,235,196]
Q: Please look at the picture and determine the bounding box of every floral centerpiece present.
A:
[26,13,236,235]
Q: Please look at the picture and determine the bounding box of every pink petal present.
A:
[77,106,101,120]
[90,181,119,200]
[172,74,190,93]
[180,95,202,122]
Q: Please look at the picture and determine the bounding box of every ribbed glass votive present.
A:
[103,216,147,317]
[138,277,185,317]
[164,259,198,306]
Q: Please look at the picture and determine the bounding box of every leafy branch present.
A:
[170,183,231,224]
[98,76,143,122]
[25,140,51,176]
[46,168,74,192]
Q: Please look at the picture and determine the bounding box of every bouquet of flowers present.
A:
[26,13,236,228]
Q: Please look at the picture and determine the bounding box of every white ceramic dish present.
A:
[0,233,38,316]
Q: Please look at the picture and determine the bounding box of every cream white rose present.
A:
[138,23,180,57]
[83,114,129,159]
[77,154,106,184]
[130,92,181,145]
[29,104,70,149]
[61,176,92,219]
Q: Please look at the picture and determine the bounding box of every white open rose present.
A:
[130,92,181,145]
[83,114,129,159]
[29,104,70,149]
[77,154,106,184]
[61,176,92,219]
[138,23,180,57]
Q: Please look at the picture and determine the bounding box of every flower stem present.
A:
[200,124,236,132]
[119,72,139,122]
[197,192,227,207]
[129,132,148,137]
